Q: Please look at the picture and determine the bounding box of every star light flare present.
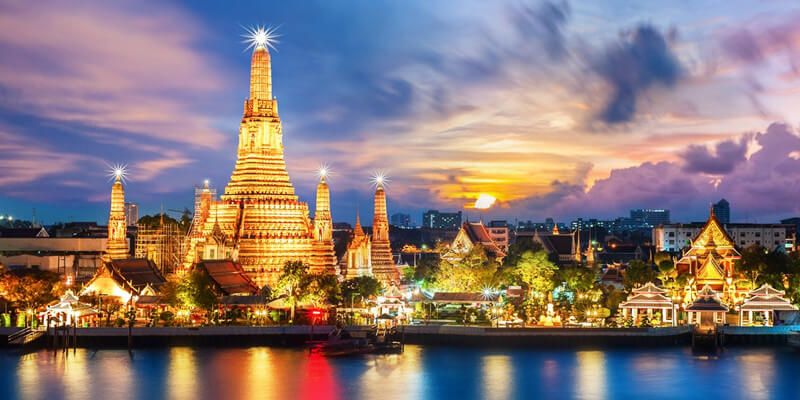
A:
[318,163,332,180]
[242,25,281,51]
[371,171,390,188]
[107,163,128,182]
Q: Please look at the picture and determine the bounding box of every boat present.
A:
[310,324,403,357]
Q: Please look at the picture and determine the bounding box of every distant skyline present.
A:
[3,1,800,225]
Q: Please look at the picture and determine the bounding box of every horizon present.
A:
[3,1,800,226]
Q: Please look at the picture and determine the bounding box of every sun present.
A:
[473,194,496,209]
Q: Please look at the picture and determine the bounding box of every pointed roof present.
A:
[740,295,798,311]
[686,285,729,311]
[457,221,505,259]
[696,257,726,281]
[632,282,667,295]
[748,283,785,297]
[196,260,260,295]
[353,209,365,237]
[690,206,735,250]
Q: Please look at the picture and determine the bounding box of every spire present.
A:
[313,175,332,242]
[249,46,272,102]
[373,183,389,242]
[354,207,364,236]
[104,175,129,261]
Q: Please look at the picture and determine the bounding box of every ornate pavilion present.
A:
[619,282,676,326]
[674,207,744,305]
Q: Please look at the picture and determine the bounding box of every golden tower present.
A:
[183,33,336,287]
[104,174,129,261]
[311,173,338,274]
[370,182,399,285]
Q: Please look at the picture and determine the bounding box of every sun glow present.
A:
[473,194,496,209]
[242,25,280,51]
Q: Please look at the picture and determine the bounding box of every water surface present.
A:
[1,346,797,399]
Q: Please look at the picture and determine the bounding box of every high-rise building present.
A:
[390,213,411,228]
[183,34,336,286]
[630,209,670,226]
[124,202,138,226]
[422,210,462,229]
[713,199,730,224]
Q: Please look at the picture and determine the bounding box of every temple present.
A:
[340,211,372,279]
[447,221,506,263]
[675,207,743,304]
[183,36,337,287]
[369,181,400,285]
[103,174,129,261]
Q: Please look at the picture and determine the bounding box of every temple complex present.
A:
[675,207,743,304]
[340,211,372,279]
[183,35,337,287]
[369,182,400,285]
[447,221,506,263]
[103,173,129,261]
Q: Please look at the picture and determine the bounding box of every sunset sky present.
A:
[2,0,800,225]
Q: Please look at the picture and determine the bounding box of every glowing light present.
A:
[371,171,390,187]
[317,163,332,180]
[107,163,128,182]
[474,194,496,209]
[242,25,280,51]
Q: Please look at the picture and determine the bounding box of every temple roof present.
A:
[454,221,506,259]
[619,293,673,309]
[748,283,785,297]
[687,285,729,312]
[632,282,667,295]
[740,295,798,311]
[688,207,737,253]
[534,231,573,256]
[196,260,260,295]
[696,257,726,281]
[106,259,167,294]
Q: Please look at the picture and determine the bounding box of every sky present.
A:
[2,0,800,226]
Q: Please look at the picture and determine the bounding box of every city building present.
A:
[653,222,794,252]
[630,209,670,226]
[124,202,139,226]
[390,213,412,228]
[0,234,106,279]
[422,210,462,230]
[182,38,337,287]
[713,199,730,224]
[487,220,509,252]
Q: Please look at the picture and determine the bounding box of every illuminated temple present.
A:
[183,35,337,287]
[103,173,129,262]
[675,207,744,304]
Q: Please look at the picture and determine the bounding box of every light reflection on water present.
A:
[2,346,799,400]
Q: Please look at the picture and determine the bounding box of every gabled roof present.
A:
[619,293,673,309]
[534,231,573,255]
[690,207,735,251]
[107,259,167,293]
[748,283,785,297]
[740,295,798,311]
[687,285,729,312]
[451,221,506,259]
[0,227,49,238]
[432,292,499,303]
[196,260,260,295]
[632,282,667,295]
[696,257,725,281]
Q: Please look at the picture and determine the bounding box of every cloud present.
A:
[681,135,751,174]
[594,25,683,123]
[511,1,571,60]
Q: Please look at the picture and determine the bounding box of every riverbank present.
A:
[2,325,797,348]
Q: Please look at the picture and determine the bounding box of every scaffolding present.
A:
[135,222,185,275]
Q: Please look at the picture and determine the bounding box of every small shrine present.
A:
[43,290,98,326]
[686,285,728,328]
[738,283,798,326]
[619,282,676,326]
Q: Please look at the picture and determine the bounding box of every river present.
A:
[1,346,798,399]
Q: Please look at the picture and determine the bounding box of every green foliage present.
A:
[623,260,657,290]
[0,270,65,310]
[177,270,218,312]
[274,261,341,322]
[638,314,652,328]
[342,276,382,305]
[653,251,672,266]
[604,287,627,312]
[434,244,500,292]
[504,237,544,267]
[513,250,558,295]
[16,313,25,327]
[558,267,596,293]
[412,257,439,285]
[1,313,9,327]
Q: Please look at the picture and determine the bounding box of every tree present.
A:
[504,237,544,267]
[342,276,382,306]
[274,261,311,322]
[1,270,64,310]
[657,259,675,286]
[305,273,341,307]
[434,244,499,292]
[737,245,768,287]
[514,250,558,296]
[623,260,657,290]
[177,270,217,313]
[558,267,596,294]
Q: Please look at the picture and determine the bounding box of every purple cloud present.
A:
[681,135,751,175]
